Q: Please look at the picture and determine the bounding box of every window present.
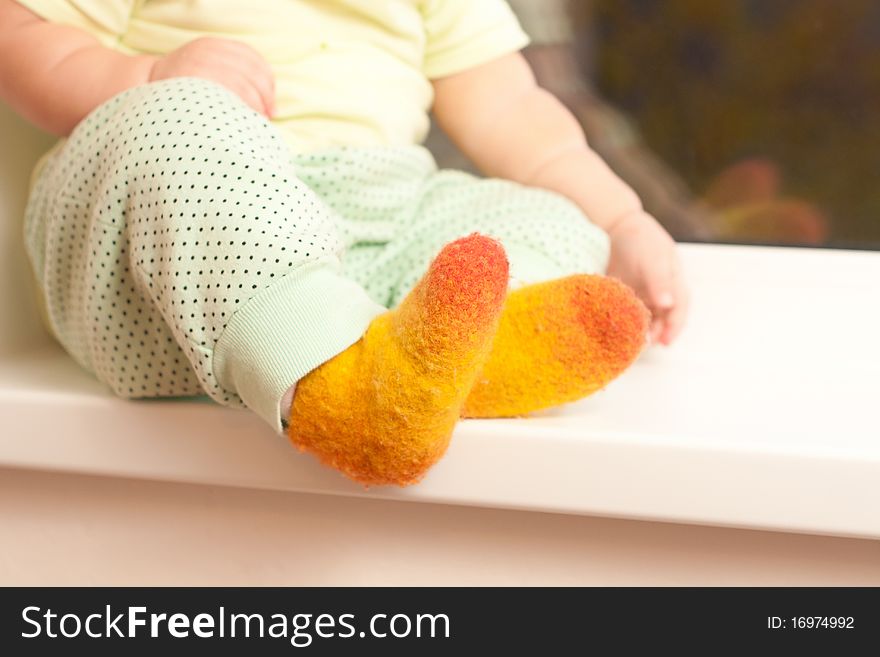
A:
[430,0,880,249]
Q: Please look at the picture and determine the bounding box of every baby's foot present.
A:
[462,275,649,418]
[288,234,508,486]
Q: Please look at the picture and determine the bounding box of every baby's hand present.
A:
[606,211,689,345]
[149,37,275,117]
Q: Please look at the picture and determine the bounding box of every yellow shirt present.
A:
[17,0,529,152]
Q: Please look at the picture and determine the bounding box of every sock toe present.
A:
[463,274,649,418]
[396,233,509,356]
[567,275,650,376]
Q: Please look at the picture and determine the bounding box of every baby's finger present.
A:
[212,64,271,117]
[221,43,276,116]
[642,252,676,313]
[658,267,689,345]
[236,58,275,117]
[649,310,666,344]
[228,76,268,116]
[247,72,275,117]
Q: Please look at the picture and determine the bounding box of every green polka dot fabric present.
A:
[24,78,609,432]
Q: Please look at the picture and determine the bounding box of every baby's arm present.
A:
[0,0,274,136]
[0,0,156,135]
[432,53,688,345]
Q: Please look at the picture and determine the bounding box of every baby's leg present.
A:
[342,163,648,418]
[25,78,386,432]
[25,79,507,486]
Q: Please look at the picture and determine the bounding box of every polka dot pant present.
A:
[25,78,609,424]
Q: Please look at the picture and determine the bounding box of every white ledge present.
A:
[2,243,879,539]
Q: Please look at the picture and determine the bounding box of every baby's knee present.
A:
[103,77,276,151]
[89,77,289,178]
[120,76,250,118]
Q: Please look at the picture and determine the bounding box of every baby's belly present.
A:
[269,50,434,152]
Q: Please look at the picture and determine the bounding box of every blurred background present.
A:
[428,0,880,249]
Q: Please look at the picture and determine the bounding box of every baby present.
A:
[0,0,687,486]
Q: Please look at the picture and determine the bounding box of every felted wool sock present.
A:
[288,234,509,486]
[462,274,650,418]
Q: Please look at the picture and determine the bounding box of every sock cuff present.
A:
[213,259,385,433]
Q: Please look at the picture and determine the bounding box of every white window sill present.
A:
[1,243,878,539]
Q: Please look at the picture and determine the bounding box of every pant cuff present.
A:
[213,259,385,433]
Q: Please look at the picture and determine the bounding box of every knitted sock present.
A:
[288,234,509,486]
[462,274,649,418]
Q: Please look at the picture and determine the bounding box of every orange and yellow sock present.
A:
[463,274,650,418]
[288,234,508,486]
